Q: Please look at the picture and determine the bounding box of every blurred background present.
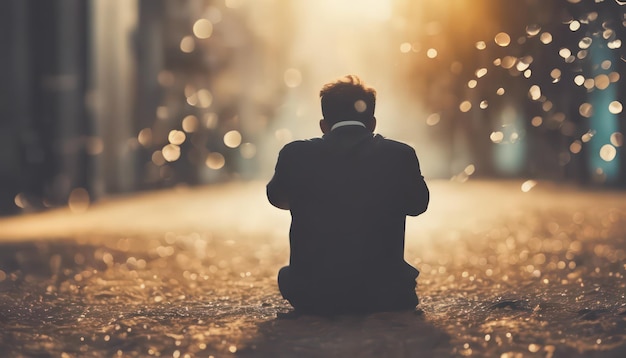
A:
[0,0,624,216]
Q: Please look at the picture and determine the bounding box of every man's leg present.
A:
[277,266,292,300]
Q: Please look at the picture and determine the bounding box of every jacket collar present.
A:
[330,120,366,131]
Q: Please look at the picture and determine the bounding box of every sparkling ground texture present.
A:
[0,180,625,357]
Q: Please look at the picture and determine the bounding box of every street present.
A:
[1,180,625,357]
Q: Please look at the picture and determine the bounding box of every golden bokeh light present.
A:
[182,115,199,133]
[579,103,593,118]
[531,116,543,127]
[168,130,186,145]
[528,85,541,101]
[426,48,438,58]
[608,39,622,49]
[599,144,617,162]
[180,35,195,53]
[570,140,582,154]
[583,78,595,89]
[14,193,28,209]
[426,113,441,126]
[594,74,610,90]
[526,24,541,37]
[223,130,242,148]
[205,152,225,169]
[162,144,181,162]
[138,128,152,147]
[579,37,592,49]
[574,75,585,86]
[582,131,594,143]
[490,131,504,144]
[193,19,213,39]
[520,180,537,193]
[542,101,553,112]
[569,20,581,31]
[540,32,553,44]
[459,101,472,112]
[494,32,511,47]
[608,101,623,114]
[500,56,516,69]
[610,132,623,147]
[400,42,412,53]
[475,68,487,78]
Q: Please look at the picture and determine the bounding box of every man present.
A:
[267,75,429,315]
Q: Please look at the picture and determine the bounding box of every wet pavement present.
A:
[1,180,625,357]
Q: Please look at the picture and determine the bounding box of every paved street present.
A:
[1,180,625,357]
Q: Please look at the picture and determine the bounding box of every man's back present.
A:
[267,125,429,314]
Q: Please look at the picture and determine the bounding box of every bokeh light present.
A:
[599,144,617,162]
[180,36,195,53]
[494,32,511,47]
[205,152,225,170]
[426,48,438,58]
[459,101,472,113]
[224,130,242,149]
[168,130,186,145]
[539,32,553,44]
[192,19,213,39]
[162,144,181,162]
[182,115,199,133]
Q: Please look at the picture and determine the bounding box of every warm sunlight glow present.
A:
[316,0,392,21]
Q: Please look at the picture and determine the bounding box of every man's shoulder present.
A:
[278,138,324,157]
[281,138,324,151]
[374,134,416,153]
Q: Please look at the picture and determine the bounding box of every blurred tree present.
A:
[394,0,625,186]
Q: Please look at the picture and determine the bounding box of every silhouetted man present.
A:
[267,75,429,315]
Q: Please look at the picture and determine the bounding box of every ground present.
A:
[0,180,625,357]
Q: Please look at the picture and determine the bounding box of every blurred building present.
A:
[0,0,293,215]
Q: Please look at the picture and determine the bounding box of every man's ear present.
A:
[319,119,331,134]
[366,116,377,132]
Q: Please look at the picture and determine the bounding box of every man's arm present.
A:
[403,148,429,216]
[266,147,291,210]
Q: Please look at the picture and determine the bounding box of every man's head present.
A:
[319,75,376,133]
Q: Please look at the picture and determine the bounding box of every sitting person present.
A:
[267,75,429,315]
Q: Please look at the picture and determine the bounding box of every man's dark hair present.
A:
[319,75,376,125]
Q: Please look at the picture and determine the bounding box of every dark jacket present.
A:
[267,125,429,312]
